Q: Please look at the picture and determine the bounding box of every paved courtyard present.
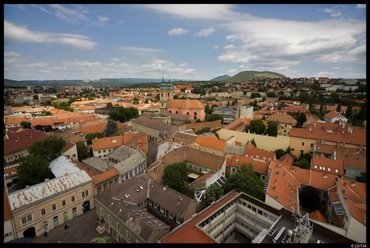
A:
[31,209,117,243]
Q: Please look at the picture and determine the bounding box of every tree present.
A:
[106,102,113,108]
[90,236,111,243]
[76,141,90,161]
[245,119,265,135]
[162,162,190,195]
[346,101,353,119]
[15,155,54,190]
[222,164,264,201]
[294,158,310,169]
[274,149,286,159]
[356,172,366,183]
[336,103,341,112]
[103,119,119,137]
[108,106,139,123]
[205,104,213,115]
[85,132,103,145]
[20,121,32,129]
[205,114,223,122]
[250,138,257,148]
[299,186,320,211]
[265,121,278,137]
[28,135,66,162]
[198,184,224,211]
[297,112,307,126]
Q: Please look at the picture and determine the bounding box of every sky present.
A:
[4,4,367,81]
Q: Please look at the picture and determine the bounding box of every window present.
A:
[117,222,120,229]
[62,200,66,207]
[41,208,46,216]
[82,190,89,198]
[100,208,104,215]
[52,204,57,211]
[108,214,112,223]
[154,202,159,209]
[302,142,304,146]
[126,230,130,239]
[98,151,101,154]
[160,206,165,214]
[169,213,175,220]
[21,214,33,225]
[176,217,181,224]
[310,143,313,147]
[71,196,75,202]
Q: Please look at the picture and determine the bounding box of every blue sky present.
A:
[4,4,366,81]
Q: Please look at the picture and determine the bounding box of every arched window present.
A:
[194,112,197,115]
[176,111,178,114]
[63,211,68,222]
[53,216,59,227]
[169,111,172,113]
[72,207,77,218]
[186,112,189,115]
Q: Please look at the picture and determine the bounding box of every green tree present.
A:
[250,138,257,148]
[346,101,353,119]
[20,121,32,129]
[76,141,90,161]
[103,119,119,137]
[299,186,320,211]
[199,184,224,211]
[336,103,341,112]
[294,158,310,169]
[28,135,66,162]
[15,155,54,190]
[356,172,366,183]
[106,102,113,108]
[85,132,103,145]
[274,149,287,159]
[162,162,190,195]
[90,236,111,243]
[205,114,223,122]
[245,119,265,134]
[265,121,278,137]
[222,164,264,201]
[205,104,213,115]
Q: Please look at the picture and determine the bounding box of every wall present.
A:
[217,129,290,153]
[185,120,222,132]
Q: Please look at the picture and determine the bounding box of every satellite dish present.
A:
[287,229,293,237]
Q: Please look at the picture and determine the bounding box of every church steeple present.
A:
[168,75,171,83]
[162,75,165,83]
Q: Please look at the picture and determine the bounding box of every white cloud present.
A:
[356,4,366,9]
[4,21,98,49]
[118,46,163,54]
[321,8,342,18]
[168,28,189,36]
[193,28,215,37]
[213,45,219,50]
[31,4,52,14]
[49,4,89,24]
[143,4,248,21]
[4,51,23,63]
[111,58,120,62]
[224,44,235,50]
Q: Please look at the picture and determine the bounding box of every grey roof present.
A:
[82,157,110,172]
[112,147,146,175]
[132,116,179,136]
[223,144,245,156]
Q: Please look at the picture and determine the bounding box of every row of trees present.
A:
[245,119,278,137]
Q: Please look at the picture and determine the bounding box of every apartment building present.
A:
[160,190,354,243]
[94,173,197,243]
[91,135,124,159]
[4,128,49,164]
[288,121,366,158]
[6,169,93,240]
[265,112,297,136]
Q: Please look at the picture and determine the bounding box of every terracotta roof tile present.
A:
[92,135,124,151]
[168,99,204,109]
[289,122,366,146]
[4,128,49,155]
[311,156,344,176]
[91,167,119,185]
[194,134,226,152]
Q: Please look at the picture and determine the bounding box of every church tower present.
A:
[159,75,174,110]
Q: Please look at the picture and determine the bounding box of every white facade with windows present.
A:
[6,170,94,240]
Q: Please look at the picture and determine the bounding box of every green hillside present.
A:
[209,75,230,81]
[226,70,287,81]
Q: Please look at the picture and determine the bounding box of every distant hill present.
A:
[225,70,287,81]
[210,75,230,81]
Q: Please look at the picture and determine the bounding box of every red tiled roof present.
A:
[309,210,327,223]
[311,156,344,176]
[289,122,366,146]
[168,99,204,109]
[4,128,49,155]
[91,167,119,185]
[325,111,345,119]
[194,135,226,152]
[92,135,124,151]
